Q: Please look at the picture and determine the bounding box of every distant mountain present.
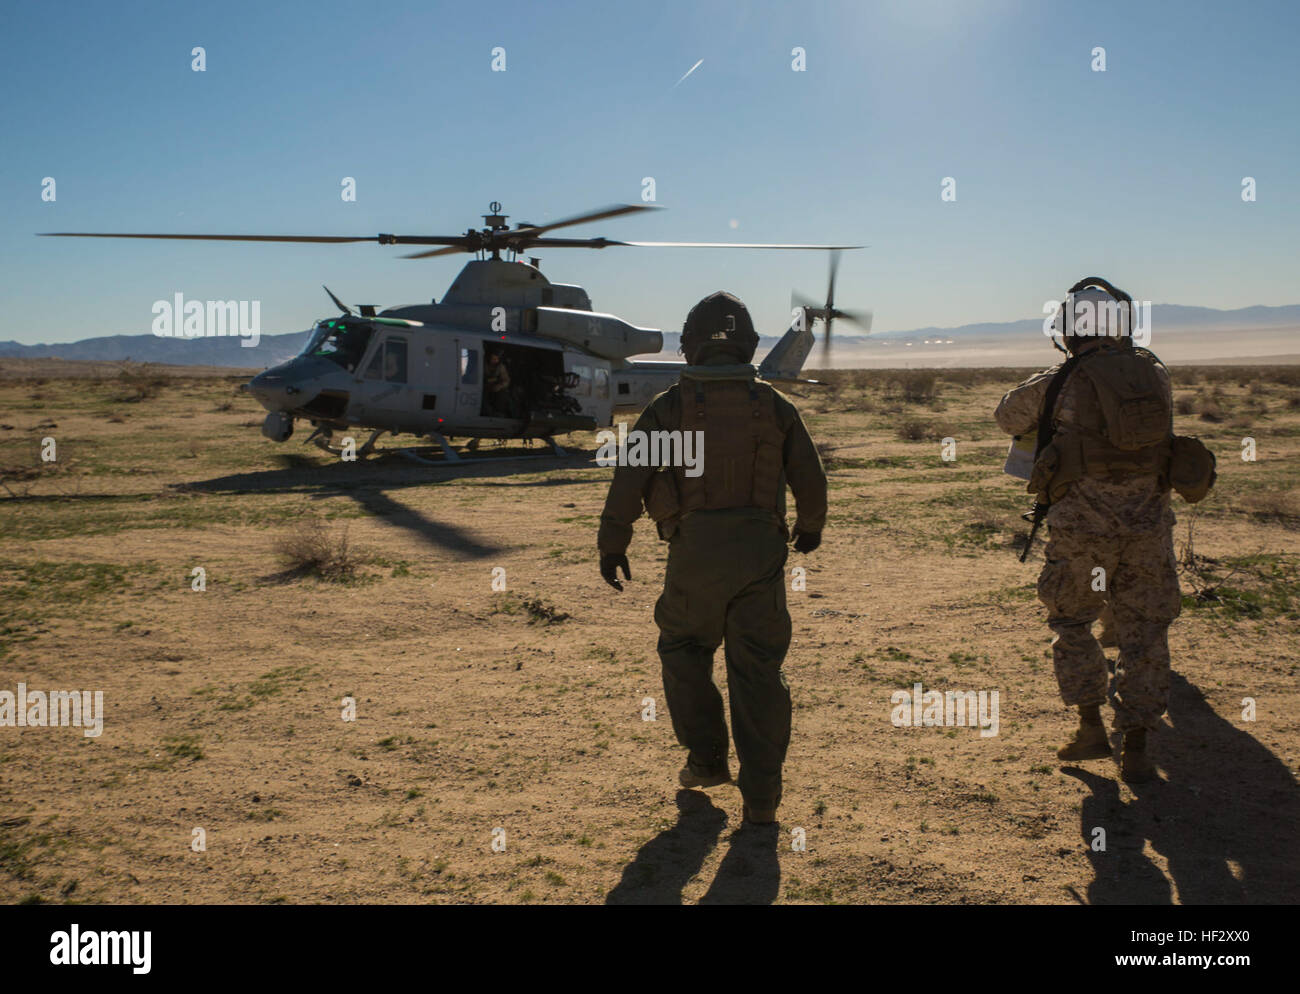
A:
[861,303,1300,344]
[0,331,313,369]
[1,303,1296,369]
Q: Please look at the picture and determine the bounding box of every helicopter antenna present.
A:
[322,285,354,316]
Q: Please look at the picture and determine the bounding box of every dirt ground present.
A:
[2,360,1298,904]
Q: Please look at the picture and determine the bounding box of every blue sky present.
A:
[2,0,1297,345]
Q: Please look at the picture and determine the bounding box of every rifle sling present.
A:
[1032,354,1083,509]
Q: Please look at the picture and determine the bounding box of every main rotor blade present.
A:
[40,232,479,248]
[398,234,865,257]
[619,241,867,250]
[511,204,658,238]
[40,232,383,243]
[401,244,471,259]
[827,249,840,310]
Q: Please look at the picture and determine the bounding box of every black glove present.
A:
[792,530,821,554]
[600,552,631,591]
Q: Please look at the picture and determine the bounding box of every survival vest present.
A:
[677,368,786,515]
[641,365,786,538]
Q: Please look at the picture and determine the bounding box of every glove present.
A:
[792,530,821,554]
[600,552,631,591]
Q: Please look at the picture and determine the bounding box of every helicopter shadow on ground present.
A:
[605,790,781,905]
[1063,672,1300,904]
[180,445,605,559]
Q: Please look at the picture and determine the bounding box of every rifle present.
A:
[1019,503,1046,562]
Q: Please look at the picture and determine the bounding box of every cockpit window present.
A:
[364,335,408,383]
[384,337,408,383]
[301,319,374,373]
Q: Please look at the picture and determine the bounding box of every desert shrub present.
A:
[113,363,168,403]
[273,520,364,581]
[899,370,939,404]
[1197,392,1226,423]
[896,418,937,441]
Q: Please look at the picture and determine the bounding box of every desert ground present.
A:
[1,357,1298,904]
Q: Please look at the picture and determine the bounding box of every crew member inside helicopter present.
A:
[484,348,514,417]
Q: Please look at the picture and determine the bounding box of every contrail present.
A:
[673,59,703,88]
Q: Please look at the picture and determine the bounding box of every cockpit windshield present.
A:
[299,319,374,373]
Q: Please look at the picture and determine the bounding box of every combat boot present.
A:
[1057,705,1111,761]
[1121,728,1157,783]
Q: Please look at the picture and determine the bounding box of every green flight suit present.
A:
[598,357,827,809]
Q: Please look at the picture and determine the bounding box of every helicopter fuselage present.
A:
[245,256,820,455]
[246,258,666,448]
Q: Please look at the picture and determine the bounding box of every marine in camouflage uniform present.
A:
[597,291,827,824]
[996,282,1181,782]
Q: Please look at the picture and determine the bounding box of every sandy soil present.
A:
[1,362,1297,904]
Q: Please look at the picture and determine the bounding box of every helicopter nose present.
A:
[247,370,303,412]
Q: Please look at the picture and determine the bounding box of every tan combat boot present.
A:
[1121,728,1157,783]
[1057,705,1111,761]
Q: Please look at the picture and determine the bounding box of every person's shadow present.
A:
[699,824,781,905]
[1064,672,1300,904]
[606,791,781,904]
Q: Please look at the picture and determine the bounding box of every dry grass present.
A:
[890,370,940,405]
[111,362,170,403]
[1238,490,1300,526]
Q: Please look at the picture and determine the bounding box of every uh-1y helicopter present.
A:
[42,202,869,463]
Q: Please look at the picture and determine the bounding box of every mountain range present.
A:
[2,303,1296,370]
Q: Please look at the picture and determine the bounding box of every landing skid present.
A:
[305,426,568,465]
[396,431,568,465]
[306,426,389,458]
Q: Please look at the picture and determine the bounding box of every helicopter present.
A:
[42,202,869,463]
